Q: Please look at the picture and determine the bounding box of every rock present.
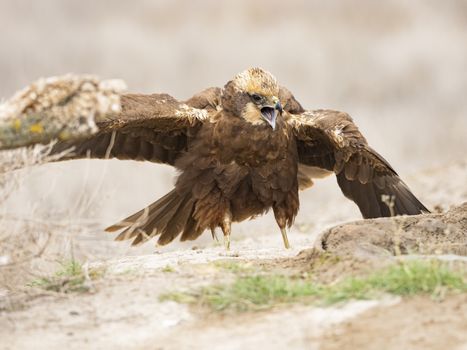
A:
[317,203,467,258]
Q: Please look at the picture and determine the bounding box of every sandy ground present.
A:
[322,294,467,350]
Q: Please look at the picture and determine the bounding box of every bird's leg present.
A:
[220,212,232,251]
[273,207,291,249]
[273,222,290,249]
[210,226,219,242]
[280,226,290,249]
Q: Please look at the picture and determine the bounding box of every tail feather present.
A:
[180,216,205,242]
[143,194,185,233]
[129,228,151,246]
[115,226,141,241]
[105,189,199,245]
[158,197,195,245]
[113,193,180,244]
[106,191,176,232]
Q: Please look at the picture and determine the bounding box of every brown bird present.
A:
[52,68,429,249]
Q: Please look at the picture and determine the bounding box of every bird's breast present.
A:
[214,118,294,167]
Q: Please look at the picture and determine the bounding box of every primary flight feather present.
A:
[51,68,429,249]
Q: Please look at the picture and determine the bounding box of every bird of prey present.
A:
[52,67,429,249]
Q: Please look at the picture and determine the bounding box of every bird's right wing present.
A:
[51,87,222,166]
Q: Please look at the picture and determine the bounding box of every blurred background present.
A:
[0,0,466,258]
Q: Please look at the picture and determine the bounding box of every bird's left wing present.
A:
[51,87,221,166]
[287,109,429,218]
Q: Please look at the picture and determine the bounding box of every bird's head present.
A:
[222,68,282,130]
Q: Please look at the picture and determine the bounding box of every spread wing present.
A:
[288,109,429,218]
[50,87,222,166]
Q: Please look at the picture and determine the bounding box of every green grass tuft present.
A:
[326,259,466,303]
[160,260,466,312]
[29,260,100,293]
[213,261,256,274]
[161,265,175,273]
[200,275,317,311]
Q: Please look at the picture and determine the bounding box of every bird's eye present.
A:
[250,94,262,103]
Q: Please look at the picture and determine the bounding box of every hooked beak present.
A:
[260,100,282,130]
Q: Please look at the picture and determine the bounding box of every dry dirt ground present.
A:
[0,162,466,350]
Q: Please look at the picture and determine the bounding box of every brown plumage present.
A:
[51,67,429,248]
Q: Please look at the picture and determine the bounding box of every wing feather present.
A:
[50,88,220,166]
[288,109,429,218]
